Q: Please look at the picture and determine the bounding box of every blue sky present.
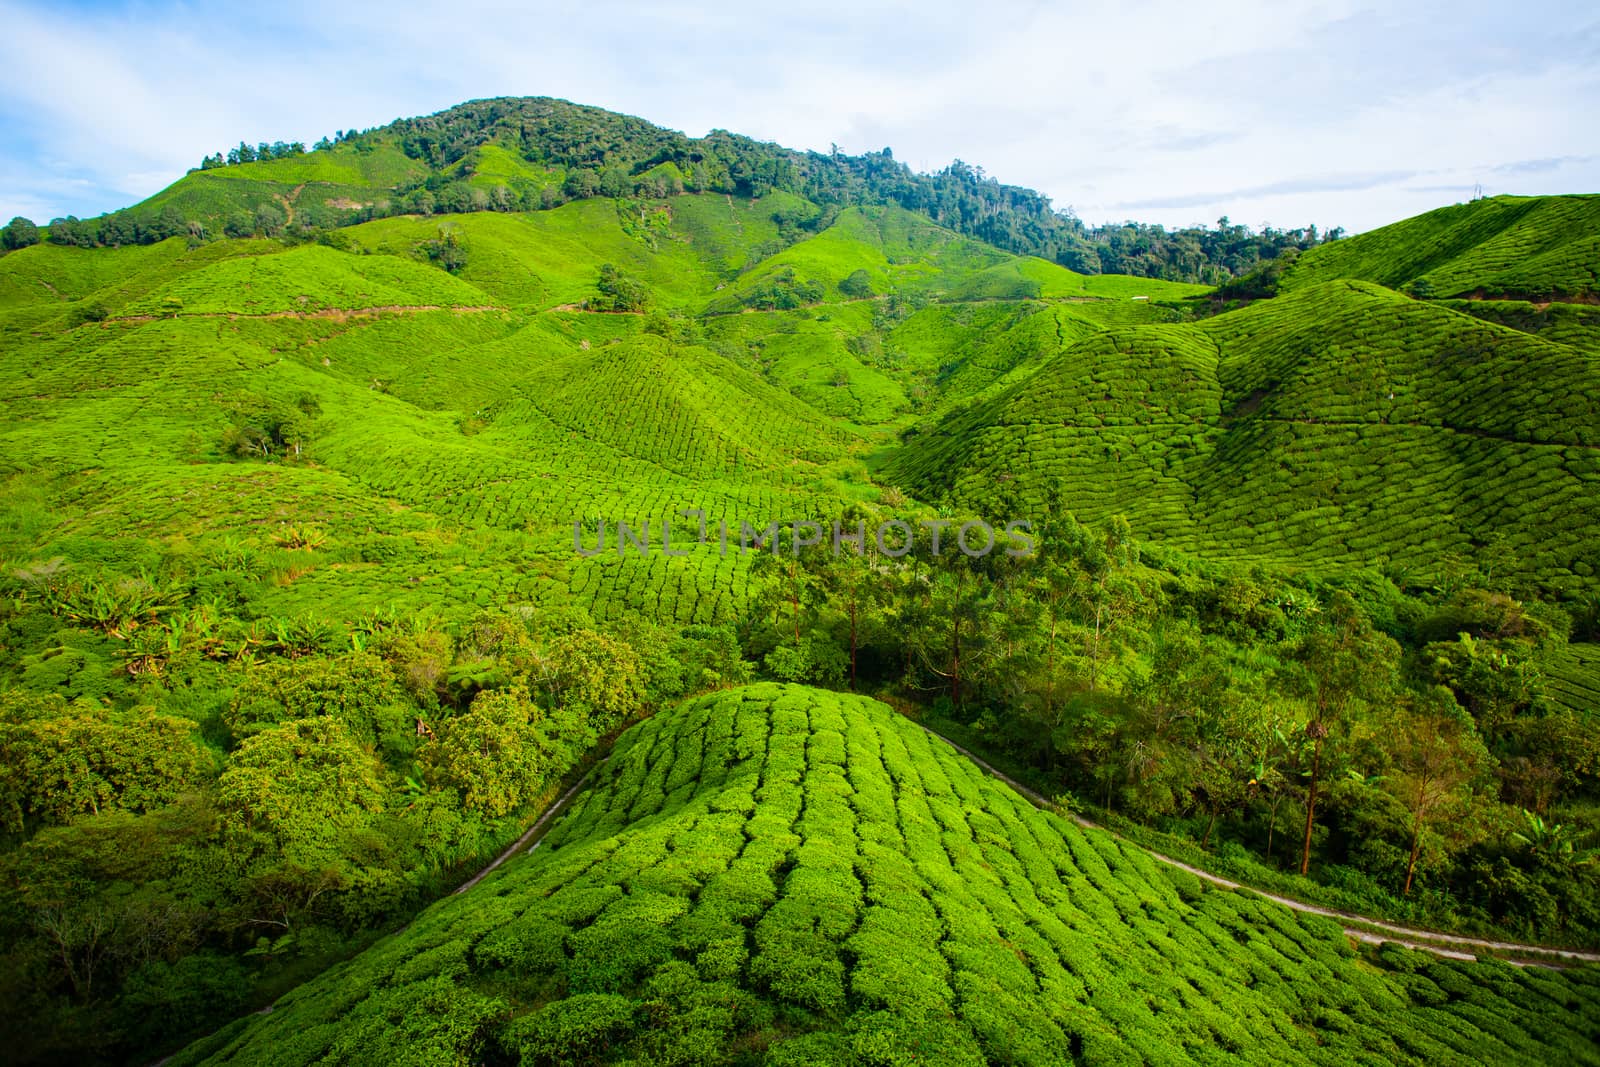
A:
[1,0,1596,234]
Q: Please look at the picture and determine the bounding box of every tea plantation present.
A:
[167,684,1600,1066]
[888,278,1600,588]
[0,188,1205,629]
[3,96,1599,1066]
[1280,194,1600,300]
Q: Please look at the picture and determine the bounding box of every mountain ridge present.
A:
[19,95,1328,286]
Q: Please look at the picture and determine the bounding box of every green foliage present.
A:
[888,279,1600,585]
[2,217,40,251]
[838,267,873,299]
[1,104,1597,1067]
[218,391,319,460]
[166,685,1600,1066]
[422,686,547,817]
[419,230,467,273]
[47,96,1318,286]
[225,652,411,753]
[740,265,824,310]
[0,696,206,832]
[216,717,385,853]
[587,262,650,312]
[1282,194,1600,299]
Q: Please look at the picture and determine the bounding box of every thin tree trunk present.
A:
[1404,777,1429,896]
[849,596,858,690]
[950,569,964,708]
[1090,599,1103,692]
[1404,820,1422,896]
[1045,611,1058,719]
[1300,735,1324,876]
[790,563,800,644]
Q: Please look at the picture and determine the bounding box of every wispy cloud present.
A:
[0,0,1596,233]
[1491,155,1596,175]
[1114,172,1418,213]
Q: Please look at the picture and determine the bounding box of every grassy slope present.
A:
[119,141,427,229]
[0,197,887,627]
[1436,298,1600,355]
[884,279,1600,584]
[705,204,1007,310]
[121,244,500,315]
[340,199,741,311]
[169,683,1600,1067]
[1283,194,1600,299]
[5,190,1596,627]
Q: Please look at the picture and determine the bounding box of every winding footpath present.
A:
[152,709,1596,1067]
[916,722,1600,968]
[452,759,608,896]
[448,713,1600,968]
[148,759,611,1065]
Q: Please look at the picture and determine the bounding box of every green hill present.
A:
[170,683,1600,1067]
[885,279,1600,585]
[3,96,1600,1067]
[1281,194,1600,300]
[35,97,1318,286]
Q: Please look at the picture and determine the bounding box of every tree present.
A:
[542,629,647,736]
[1073,516,1142,693]
[225,652,411,755]
[1294,592,1400,875]
[589,263,650,312]
[216,718,386,926]
[420,230,467,273]
[219,391,318,459]
[813,510,895,690]
[563,168,601,199]
[2,216,40,251]
[422,686,547,817]
[1387,687,1491,895]
[0,700,205,832]
[910,546,999,711]
[838,269,873,299]
[253,203,287,237]
[1052,688,1134,814]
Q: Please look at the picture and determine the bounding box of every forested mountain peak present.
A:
[31,95,1328,284]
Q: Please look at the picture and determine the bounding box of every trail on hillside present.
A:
[915,722,1600,968]
[439,709,1600,967]
[106,304,505,324]
[275,183,306,229]
[452,759,607,895]
[442,706,1600,967]
[157,703,1593,1067]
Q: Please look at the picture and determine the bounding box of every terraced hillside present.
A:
[886,278,1600,587]
[1281,194,1600,300]
[170,684,1600,1066]
[4,93,1600,1067]
[0,192,1197,627]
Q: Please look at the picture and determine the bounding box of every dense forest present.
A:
[738,509,1600,937]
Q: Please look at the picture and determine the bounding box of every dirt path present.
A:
[275,183,305,229]
[452,760,605,895]
[148,757,607,1066]
[105,304,505,324]
[916,722,1600,967]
